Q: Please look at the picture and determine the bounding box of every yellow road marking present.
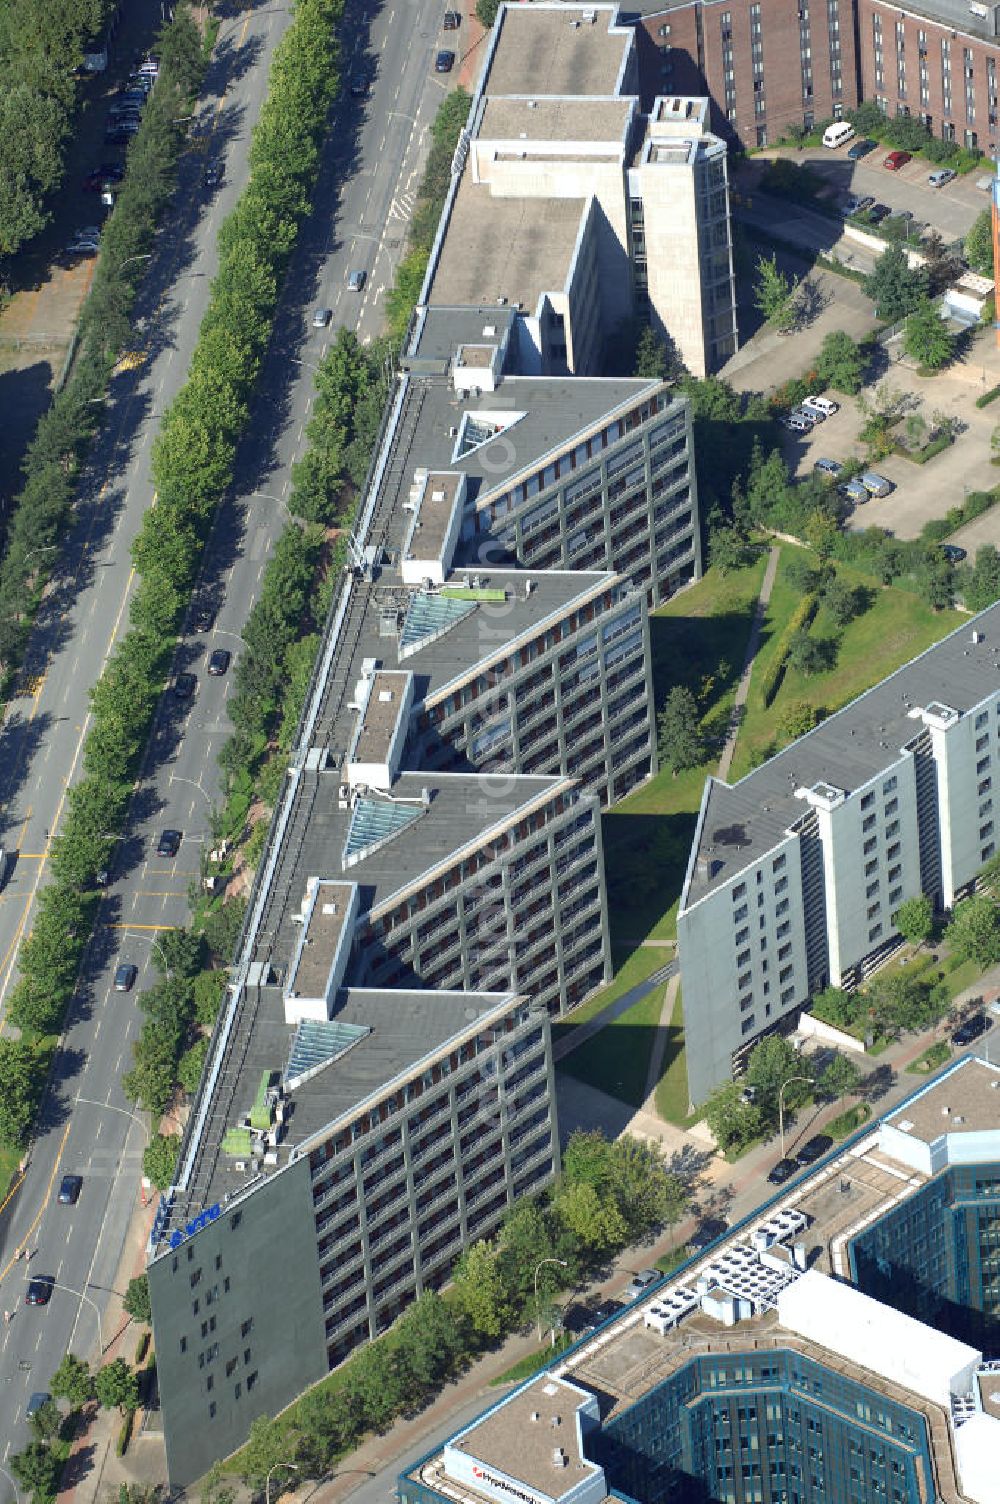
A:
[15,807,32,851]
[0,1120,72,1290]
[106,922,176,932]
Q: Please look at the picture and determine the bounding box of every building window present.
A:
[863,814,876,833]
[733,883,747,901]
[883,776,897,794]
[741,1016,756,1035]
[773,854,786,873]
[863,837,877,855]
[889,886,903,905]
[861,791,875,810]
[868,924,883,942]
[209,1402,217,1419]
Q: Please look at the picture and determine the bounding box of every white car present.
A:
[803,395,839,418]
[928,168,957,187]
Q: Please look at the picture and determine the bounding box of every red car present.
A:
[883,150,912,170]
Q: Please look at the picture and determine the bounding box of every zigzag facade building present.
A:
[147,3,710,1484]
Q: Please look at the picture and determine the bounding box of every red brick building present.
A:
[634,0,860,146]
[857,0,1000,155]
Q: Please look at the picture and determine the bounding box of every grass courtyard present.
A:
[566,543,967,1113]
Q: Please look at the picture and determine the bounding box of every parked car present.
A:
[156,828,182,859]
[839,479,870,505]
[83,163,124,191]
[884,150,912,170]
[114,962,138,992]
[689,1217,729,1252]
[192,602,216,633]
[792,404,821,424]
[207,648,231,676]
[58,1174,83,1205]
[26,1393,52,1417]
[781,414,812,433]
[929,168,957,187]
[435,49,455,71]
[767,1156,798,1186]
[941,543,968,563]
[814,457,843,478]
[347,269,366,291]
[795,1134,833,1166]
[312,306,332,327]
[443,8,461,25]
[803,395,839,418]
[172,671,197,699]
[623,1268,659,1301]
[25,1277,55,1307]
[847,137,877,159]
[349,72,369,97]
[868,203,892,223]
[859,471,893,497]
[953,1011,989,1045]
[105,122,140,142]
[203,159,223,189]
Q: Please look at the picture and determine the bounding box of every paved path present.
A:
[716,545,780,783]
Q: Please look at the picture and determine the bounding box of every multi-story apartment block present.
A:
[146,3,715,1477]
[400,1056,1000,1504]
[424,4,737,377]
[858,0,1000,153]
[633,0,860,148]
[678,606,1000,1105]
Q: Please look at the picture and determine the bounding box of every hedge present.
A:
[116,1412,135,1458]
[921,489,996,542]
[899,432,953,466]
[976,383,1000,409]
[758,591,820,708]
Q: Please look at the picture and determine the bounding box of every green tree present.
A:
[903,299,952,371]
[704,1082,763,1154]
[819,1052,863,1106]
[744,1036,813,1127]
[0,1037,46,1148]
[815,330,866,394]
[822,579,860,627]
[787,630,832,676]
[28,1398,62,1443]
[143,1133,180,1191]
[240,1415,287,1489]
[965,209,994,276]
[394,1292,465,1396]
[754,253,799,331]
[633,324,681,381]
[476,0,500,25]
[780,700,817,740]
[10,1441,60,1498]
[967,545,1000,612]
[893,893,934,948]
[864,243,929,320]
[497,1199,556,1303]
[178,1037,209,1095]
[50,1352,93,1408]
[554,1180,627,1251]
[193,968,227,1026]
[946,892,1000,969]
[123,1275,151,1326]
[811,985,862,1032]
[94,1359,140,1415]
[154,926,204,980]
[452,1240,510,1337]
[657,685,705,773]
[0,85,66,255]
[203,897,246,964]
[709,524,754,575]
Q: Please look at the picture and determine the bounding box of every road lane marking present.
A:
[0,1120,72,1291]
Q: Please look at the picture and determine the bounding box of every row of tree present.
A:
[705,1035,862,1156]
[0,7,211,1155]
[0,0,116,258]
[11,1352,141,1499]
[0,0,347,1157]
[0,4,205,678]
[227,1130,687,1487]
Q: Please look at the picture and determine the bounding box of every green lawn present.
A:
[906,1040,952,1075]
[489,1334,572,1386]
[603,551,767,947]
[653,984,696,1126]
[552,944,667,1047]
[559,979,669,1107]
[730,548,964,778]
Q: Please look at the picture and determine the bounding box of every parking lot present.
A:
[779,352,1000,541]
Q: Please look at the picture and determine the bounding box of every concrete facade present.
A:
[678,609,1000,1104]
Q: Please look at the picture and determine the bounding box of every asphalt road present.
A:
[0,0,448,1477]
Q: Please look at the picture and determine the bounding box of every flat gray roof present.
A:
[479,96,633,145]
[352,671,409,765]
[408,306,518,364]
[290,881,354,1001]
[453,1376,599,1497]
[682,605,1000,909]
[406,472,462,565]
[886,1057,1000,1144]
[429,169,586,312]
[485,6,632,98]
[403,568,622,705]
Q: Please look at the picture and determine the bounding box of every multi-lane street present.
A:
[0,0,449,1474]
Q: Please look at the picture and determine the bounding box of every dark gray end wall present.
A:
[150,1155,327,1489]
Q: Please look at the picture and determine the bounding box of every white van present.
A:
[823,121,855,149]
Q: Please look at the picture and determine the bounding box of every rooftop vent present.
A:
[550,1415,562,1428]
[530,1411,541,1423]
[973,629,985,644]
[321,902,338,916]
[378,689,394,703]
[941,1105,951,1116]
[552,1449,568,1469]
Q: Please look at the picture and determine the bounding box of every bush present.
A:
[116,1412,135,1457]
[976,384,1000,409]
[902,431,954,465]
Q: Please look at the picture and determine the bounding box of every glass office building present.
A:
[849,1161,1000,1348]
[594,1349,934,1504]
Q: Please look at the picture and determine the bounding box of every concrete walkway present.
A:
[716,545,780,782]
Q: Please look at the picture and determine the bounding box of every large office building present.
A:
[677,605,1000,1105]
[147,4,710,1482]
[400,1056,1000,1504]
[426,5,738,377]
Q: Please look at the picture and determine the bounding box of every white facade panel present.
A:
[777,1270,982,1406]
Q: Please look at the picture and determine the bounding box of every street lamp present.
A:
[118,928,173,978]
[74,1096,151,1203]
[21,545,58,570]
[33,1278,104,1352]
[247,490,293,522]
[118,253,152,273]
[533,1257,568,1340]
[265,1462,299,1504]
[778,1074,814,1160]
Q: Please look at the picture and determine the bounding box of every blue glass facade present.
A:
[848,1161,1000,1347]
[594,1348,932,1504]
